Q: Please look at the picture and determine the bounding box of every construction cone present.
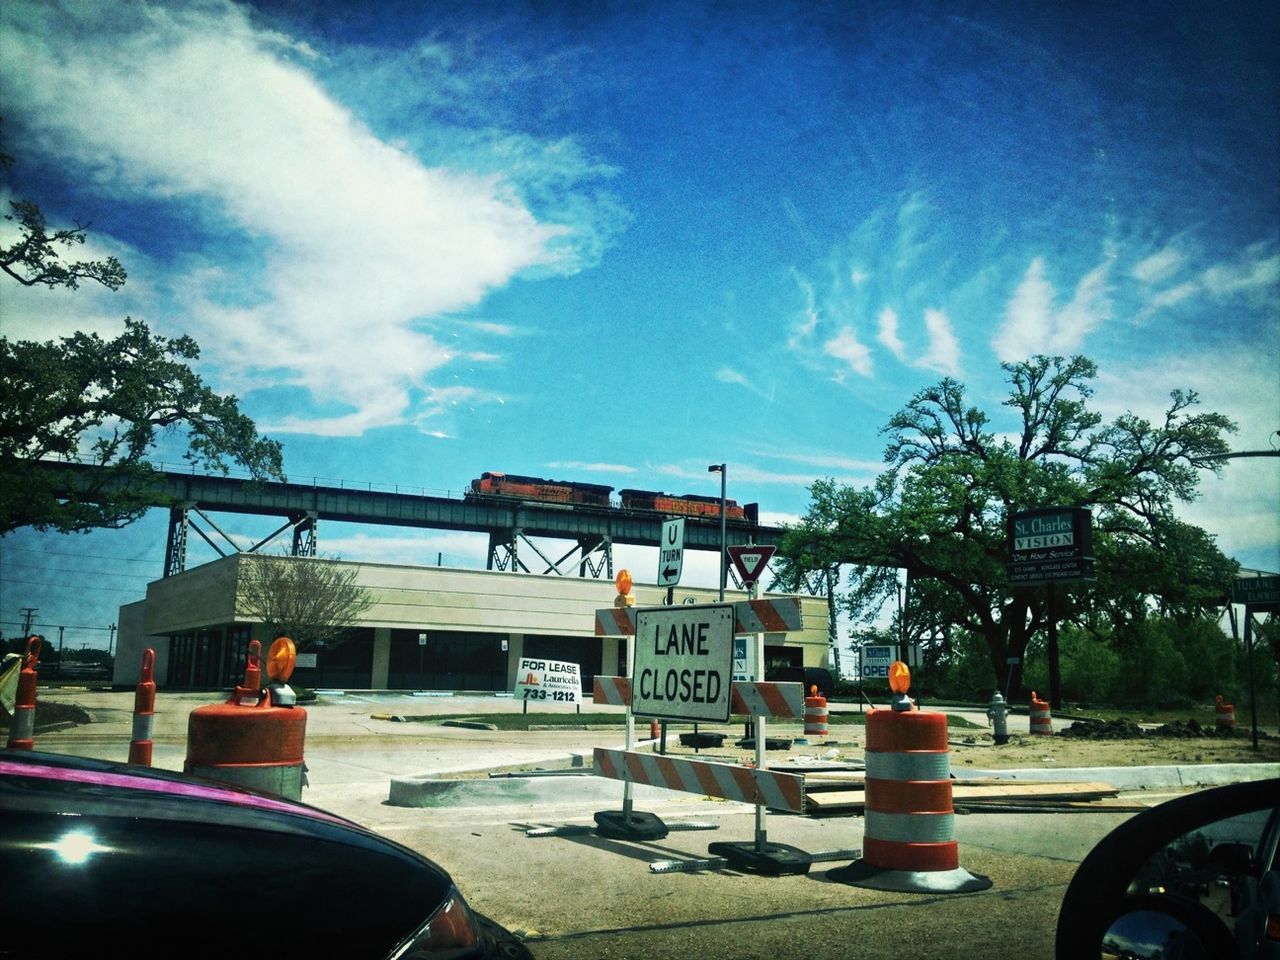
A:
[6,636,42,751]
[128,648,157,766]
[829,662,991,893]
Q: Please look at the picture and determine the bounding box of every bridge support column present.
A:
[164,504,192,577]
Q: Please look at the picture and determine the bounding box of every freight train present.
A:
[467,472,757,522]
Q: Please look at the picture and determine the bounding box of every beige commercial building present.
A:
[114,554,831,693]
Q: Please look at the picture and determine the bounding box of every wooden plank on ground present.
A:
[805,780,1118,814]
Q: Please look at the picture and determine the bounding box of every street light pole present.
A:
[707,464,727,601]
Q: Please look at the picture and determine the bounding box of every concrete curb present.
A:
[963,762,1279,790]
[387,753,1278,808]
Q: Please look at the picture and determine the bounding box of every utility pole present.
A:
[108,624,117,656]
[58,626,65,679]
[20,607,38,636]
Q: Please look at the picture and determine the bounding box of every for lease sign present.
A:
[634,604,734,722]
[514,657,582,705]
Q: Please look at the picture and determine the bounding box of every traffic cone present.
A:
[128,648,157,766]
[6,637,42,751]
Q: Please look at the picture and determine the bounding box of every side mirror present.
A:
[1056,778,1279,960]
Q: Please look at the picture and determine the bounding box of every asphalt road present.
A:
[18,688,1270,960]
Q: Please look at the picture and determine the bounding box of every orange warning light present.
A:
[889,660,911,694]
[267,636,297,683]
[615,569,633,595]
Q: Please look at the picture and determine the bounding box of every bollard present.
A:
[1030,690,1052,736]
[1215,695,1236,732]
[128,648,157,766]
[6,637,42,751]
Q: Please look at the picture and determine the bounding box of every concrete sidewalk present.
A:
[19,687,1277,816]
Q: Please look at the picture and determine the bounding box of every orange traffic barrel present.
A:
[184,639,307,800]
[1215,695,1236,731]
[829,661,990,893]
[6,637,42,751]
[1030,691,1053,736]
[804,686,829,739]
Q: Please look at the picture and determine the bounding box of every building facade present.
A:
[114,554,831,693]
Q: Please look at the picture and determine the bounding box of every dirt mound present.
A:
[1061,717,1256,740]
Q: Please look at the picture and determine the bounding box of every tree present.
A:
[1,141,284,533]
[1,140,127,291]
[781,355,1238,703]
[234,555,375,652]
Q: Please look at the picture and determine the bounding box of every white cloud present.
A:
[1201,242,1280,298]
[992,255,1111,360]
[787,267,821,350]
[0,0,618,436]
[1133,246,1185,285]
[823,327,874,379]
[716,367,774,400]
[876,307,907,360]
[919,308,962,375]
[1134,281,1199,323]
[546,461,636,474]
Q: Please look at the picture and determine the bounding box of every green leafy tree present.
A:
[0,141,284,533]
[781,355,1238,703]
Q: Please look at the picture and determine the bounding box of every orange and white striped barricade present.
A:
[1030,691,1053,736]
[128,648,157,766]
[1215,695,1236,732]
[6,637,42,751]
[803,686,829,740]
[594,597,803,638]
[593,747,804,814]
[829,662,990,893]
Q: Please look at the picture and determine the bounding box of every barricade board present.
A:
[595,598,803,637]
[594,747,805,814]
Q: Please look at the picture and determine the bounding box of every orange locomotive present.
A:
[467,473,756,522]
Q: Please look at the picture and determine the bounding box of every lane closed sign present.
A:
[634,604,734,722]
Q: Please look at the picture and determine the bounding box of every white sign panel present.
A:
[513,657,582,705]
[861,644,895,681]
[657,518,685,587]
[634,604,734,722]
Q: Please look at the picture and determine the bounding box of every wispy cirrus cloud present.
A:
[992,255,1112,361]
[0,0,624,438]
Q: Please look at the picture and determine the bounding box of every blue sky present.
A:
[2,0,1277,653]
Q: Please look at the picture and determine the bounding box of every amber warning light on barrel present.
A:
[267,637,297,683]
[614,569,635,607]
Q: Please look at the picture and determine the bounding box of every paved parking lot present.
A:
[20,687,1276,959]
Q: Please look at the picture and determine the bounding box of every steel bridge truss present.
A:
[164,505,319,577]
[487,531,614,578]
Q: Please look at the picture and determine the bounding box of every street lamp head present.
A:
[707,463,724,473]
